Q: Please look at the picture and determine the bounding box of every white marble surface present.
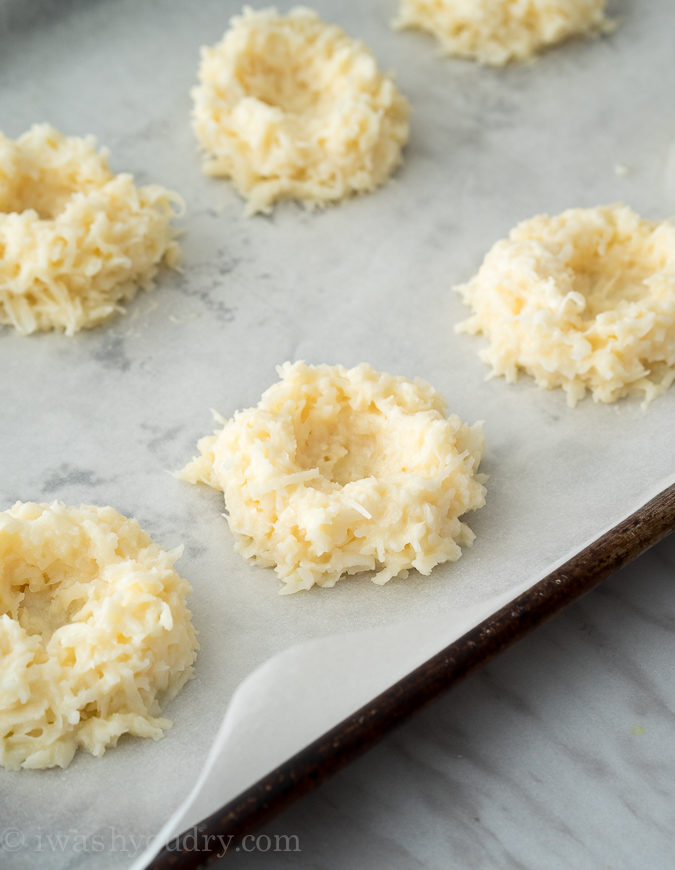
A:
[219,533,675,870]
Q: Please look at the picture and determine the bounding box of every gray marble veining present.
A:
[220,534,675,870]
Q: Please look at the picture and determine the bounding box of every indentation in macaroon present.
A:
[192,7,410,214]
[0,124,183,335]
[0,501,197,770]
[180,361,486,592]
[456,204,675,405]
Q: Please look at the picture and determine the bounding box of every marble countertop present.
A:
[218,533,675,870]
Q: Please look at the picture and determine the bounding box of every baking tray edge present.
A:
[148,482,675,869]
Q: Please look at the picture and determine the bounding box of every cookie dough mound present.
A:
[456,205,675,406]
[0,502,197,770]
[0,124,182,335]
[180,362,485,593]
[192,7,410,215]
[394,0,614,66]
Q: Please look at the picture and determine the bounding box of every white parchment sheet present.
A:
[0,0,673,867]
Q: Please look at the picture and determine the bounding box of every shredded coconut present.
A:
[0,124,183,335]
[192,7,410,215]
[394,0,614,66]
[0,502,197,770]
[456,204,675,406]
[180,362,486,593]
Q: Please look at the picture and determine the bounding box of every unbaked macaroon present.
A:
[394,0,614,66]
[456,204,675,406]
[0,124,182,335]
[0,502,197,770]
[191,7,410,215]
[180,362,486,593]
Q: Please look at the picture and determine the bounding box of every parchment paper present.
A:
[0,0,673,867]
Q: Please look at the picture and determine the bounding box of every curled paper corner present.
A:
[129,594,516,870]
[130,469,675,870]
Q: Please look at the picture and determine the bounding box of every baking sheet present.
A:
[0,0,674,867]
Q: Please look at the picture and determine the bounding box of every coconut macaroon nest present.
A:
[0,124,182,335]
[180,362,486,593]
[456,204,675,406]
[191,7,410,215]
[394,0,614,66]
[0,502,197,770]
